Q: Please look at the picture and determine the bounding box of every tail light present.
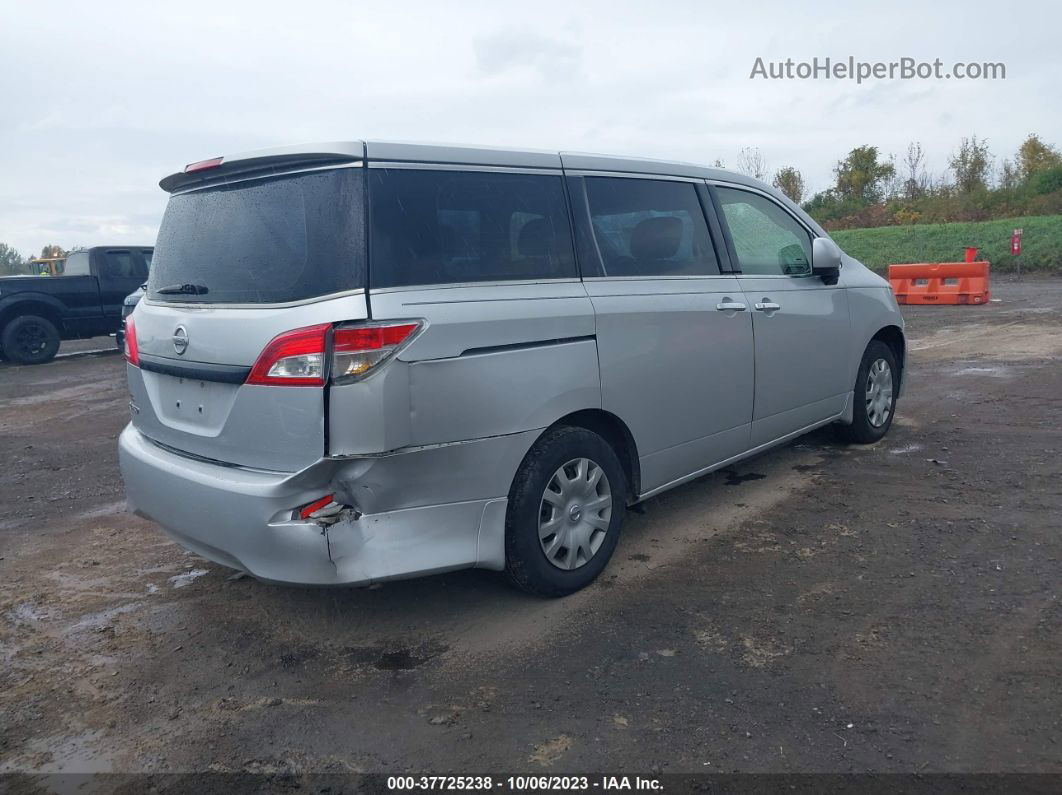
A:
[246,321,420,387]
[333,323,420,381]
[246,323,331,386]
[124,317,140,366]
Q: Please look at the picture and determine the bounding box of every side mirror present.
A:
[812,237,842,284]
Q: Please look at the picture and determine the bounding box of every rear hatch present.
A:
[128,160,367,472]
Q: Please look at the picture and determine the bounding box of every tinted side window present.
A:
[716,187,812,276]
[369,169,576,288]
[583,177,719,277]
[101,250,147,280]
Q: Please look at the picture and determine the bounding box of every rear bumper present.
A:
[118,424,536,586]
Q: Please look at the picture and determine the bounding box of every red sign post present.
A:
[1012,228,1024,280]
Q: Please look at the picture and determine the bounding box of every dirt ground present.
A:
[1,279,1060,781]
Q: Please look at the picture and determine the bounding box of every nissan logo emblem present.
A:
[172,326,189,355]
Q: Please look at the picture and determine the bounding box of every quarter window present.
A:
[583,178,719,277]
[716,187,812,276]
[369,169,576,288]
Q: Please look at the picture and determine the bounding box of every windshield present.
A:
[148,168,365,304]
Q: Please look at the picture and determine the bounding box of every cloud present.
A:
[473,28,582,83]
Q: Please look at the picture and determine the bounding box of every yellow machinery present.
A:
[28,256,66,276]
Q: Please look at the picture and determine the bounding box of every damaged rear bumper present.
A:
[118,424,535,586]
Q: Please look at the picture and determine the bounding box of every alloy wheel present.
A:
[14,321,49,358]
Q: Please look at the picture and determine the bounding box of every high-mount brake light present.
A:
[333,322,420,380]
[124,316,140,366]
[184,157,224,173]
[246,324,330,386]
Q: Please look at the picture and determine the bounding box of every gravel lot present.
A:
[1,278,1060,780]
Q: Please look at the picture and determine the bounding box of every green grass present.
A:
[831,215,1062,273]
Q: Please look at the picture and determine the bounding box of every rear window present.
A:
[100,249,148,281]
[148,168,364,304]
[369,168,576,288]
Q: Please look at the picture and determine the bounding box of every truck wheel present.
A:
[1,315,61,365]
[835,340,898,444]
[505,426,627,597]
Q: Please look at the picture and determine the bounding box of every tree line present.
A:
[726,133,1062,230]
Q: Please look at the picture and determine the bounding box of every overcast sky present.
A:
[1,0,1059,256]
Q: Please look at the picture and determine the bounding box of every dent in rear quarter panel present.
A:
[407,339,600,445]
[326,361,413,455]
[323,337,601,578]
[366,281,599,449]
[323,282,600,576]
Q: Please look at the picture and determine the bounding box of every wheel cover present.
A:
[538,457,612,571]
[14,321,49,357]
[865,358,894,428]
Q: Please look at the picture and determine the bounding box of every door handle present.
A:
[716,300,747,312]
[754,301,781,312]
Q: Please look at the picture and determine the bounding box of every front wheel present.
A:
[1,315,61,365]
[505,426,627,597]
[836,340,899,444]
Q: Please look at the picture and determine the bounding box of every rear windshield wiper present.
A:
[155,283,209,296]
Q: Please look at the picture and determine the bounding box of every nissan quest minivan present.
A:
[119,141,905,596]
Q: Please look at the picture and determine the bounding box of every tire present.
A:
[1,314,61,365]
[835,340,899,444]
[505,426,627,597]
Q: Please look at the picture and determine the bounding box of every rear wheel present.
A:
[1,315,61,365]
[505,426,626,597]
[836,340,898,444]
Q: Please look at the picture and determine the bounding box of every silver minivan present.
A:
[119,141,905,596]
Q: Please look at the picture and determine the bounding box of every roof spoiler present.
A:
[159,141,365,193]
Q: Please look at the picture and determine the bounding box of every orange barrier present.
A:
[888,261,991,305]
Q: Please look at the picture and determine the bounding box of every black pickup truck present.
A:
[0,246,152,364]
